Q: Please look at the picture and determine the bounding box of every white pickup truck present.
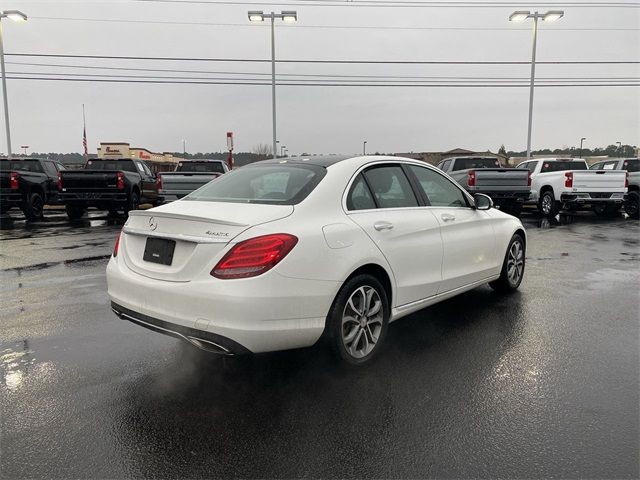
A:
[158,159,229,203]
[516,158,628,216]
[590,157,639,218]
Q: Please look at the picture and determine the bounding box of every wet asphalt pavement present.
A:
[1,208,638,479]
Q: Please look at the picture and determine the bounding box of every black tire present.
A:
[489,233,525,293]
[124,191,139,217]
[624,191,640,219]
[326,274,390,366]
[592,204,619,218]
[107,207,121,217]
[538,190,559,217]
[501,203,523,217]
[65,204,86,220]
[23,192,44,221]
[0,205,10,215]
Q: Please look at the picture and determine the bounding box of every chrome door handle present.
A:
[441,213,456,222]
[373,221,394,231]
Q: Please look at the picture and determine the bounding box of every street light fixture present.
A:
[280,145,286,157]
[579,137,586,158]
[0,9,28,158]
[509,10,564,159]
[248,10,297,160]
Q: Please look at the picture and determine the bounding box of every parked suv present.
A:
[0,158,65,220]
[58,158,159,219]
[590,158,639,218]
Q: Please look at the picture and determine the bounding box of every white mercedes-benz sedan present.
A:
[107,155,526,365]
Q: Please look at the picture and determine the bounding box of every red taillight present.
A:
[527,171,532,187]
[467,170,476,187]
[625,172,629,189]
[211,233,298,279]
[117,172,125,190]
[113,231,122,257]
[564,171,573,188]
[9,171,19,190]
[57,172,62,191]
[156,174,162,191]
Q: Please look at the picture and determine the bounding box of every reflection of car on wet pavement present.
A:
[107,155,526,365]
[0,158,66,220]
[58,158,159,220]
[436,156,531,216]
[158,159,229,203]
[589,158,639,219]
[517,158,628,217]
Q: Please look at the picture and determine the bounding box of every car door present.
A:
[134,161,157,203]
[406,164,498,293]
[41,161,59,201]
[345,164,443,306]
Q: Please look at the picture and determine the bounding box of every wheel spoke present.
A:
[367,299,381,317]
[349,329,364,356]
[343,325,359,344]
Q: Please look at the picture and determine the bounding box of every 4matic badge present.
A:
[206,231,229,237]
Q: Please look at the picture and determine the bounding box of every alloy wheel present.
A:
[542,195,553,215]
[507,240,524,285]
[341,286,383,359]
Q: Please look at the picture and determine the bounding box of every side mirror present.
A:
[474,193,493,210]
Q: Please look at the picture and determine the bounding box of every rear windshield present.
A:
[177,162,225,173]
[541,161,587,173]
[184,164,325,205]
[622,159,639,172]
[85,160,137,172]
[451,157,501,171]
[0,159,44,173]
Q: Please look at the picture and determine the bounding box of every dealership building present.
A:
[96,142,184,173]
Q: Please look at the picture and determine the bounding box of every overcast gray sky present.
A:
[2,0,639,155]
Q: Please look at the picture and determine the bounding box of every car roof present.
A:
[179,159,225,162]
[255,155,354,167]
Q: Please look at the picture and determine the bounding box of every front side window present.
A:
[42,161,57,176]
[184,164,325,205]
[347,174,376,210]
[362,165,418,209]
[590,162,604,170]
[440,160,451,171]
[408,165,468,207]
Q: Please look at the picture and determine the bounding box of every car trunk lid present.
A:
[121,201,294,282]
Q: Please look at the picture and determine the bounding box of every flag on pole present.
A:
[83,126,88,156]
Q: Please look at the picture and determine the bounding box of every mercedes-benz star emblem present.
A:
[148,217,158,231]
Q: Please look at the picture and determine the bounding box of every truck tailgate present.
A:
[474,169,530,190]
[160,173,220,193]
[60,170,120,190]
[572,170,627,192]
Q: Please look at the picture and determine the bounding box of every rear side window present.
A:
[185,164,325,205]
[541,161,587,173]
[178,162,226,173]
[362,166,418,209]
[86,160,137,172]
[347,174,376,210]
[451,157,501,171]
[408,165,468,208]
[622,159,639,172]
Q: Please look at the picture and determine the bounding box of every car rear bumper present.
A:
[106,256,339,354]
[560,192,626,205]
[60,192,128,205]
[0,192,23,208]
[466,188,530,202]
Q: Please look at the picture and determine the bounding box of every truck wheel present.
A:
[538,191,558,217]
[489,233,525,293]
[65,204,86,220]
[501,203,523,217]
[623,192,639,219]
[0,205,10,215]
[107,208,120,217]
[124,191,140,217]
[593,204,619,218]
[23,192,44,221]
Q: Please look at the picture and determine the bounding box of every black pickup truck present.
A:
[58,158,159,219]
[0,158,65,220]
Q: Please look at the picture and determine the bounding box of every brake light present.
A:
[211,233,298,279]
[527,171,532,187]
[625,172,629,189]
[57,172,62,191]
[9,171,19,190]
[156,174,162,191]
[113,230,122,257]
[117,172,125,190]
[564,171,573,188]
[467,170,476,187]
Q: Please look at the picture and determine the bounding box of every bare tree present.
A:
[252,143,273,158]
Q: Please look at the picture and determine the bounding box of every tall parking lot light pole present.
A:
[363,141,367,155]
[616,141,622,157]
[579,137,586,158]
[509,10,564,160]
[0,10,27,159]
[248,10,297,160]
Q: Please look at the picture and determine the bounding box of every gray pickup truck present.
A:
[437,156,531,216]
[590,157,639,218]
[158,159,229,203]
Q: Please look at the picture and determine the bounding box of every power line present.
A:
[29,16,640,31]
[7,76,639,87]
[7,53,640,64]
